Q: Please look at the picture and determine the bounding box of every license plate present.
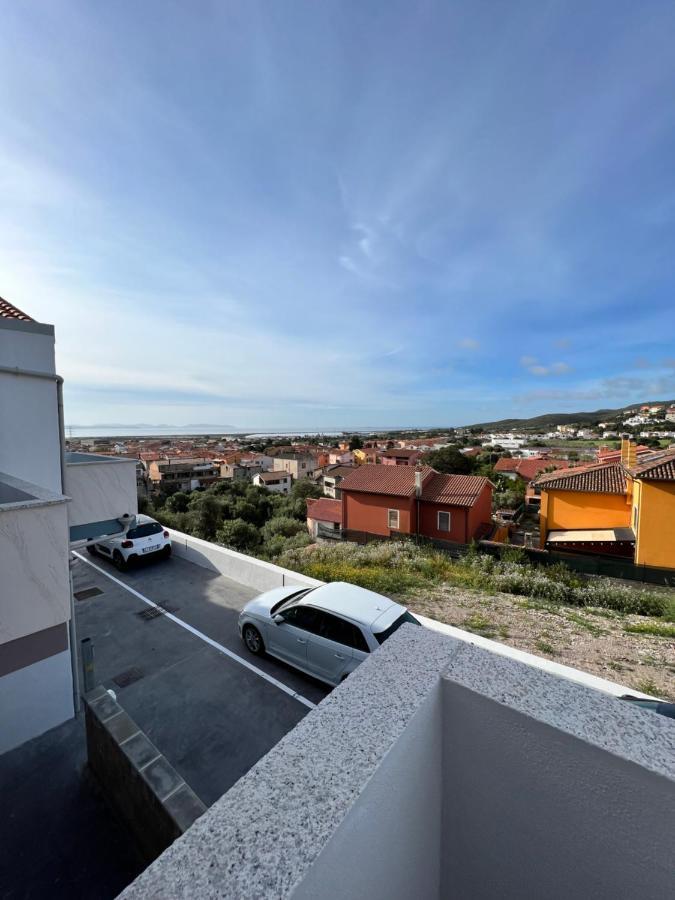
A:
[142,544,160,554]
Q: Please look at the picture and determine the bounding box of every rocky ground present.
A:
[406,585,675,700]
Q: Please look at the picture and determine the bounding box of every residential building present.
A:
[381,448,423,467]
[352,447,379,465]
[272,452,316,480]
[220,461,263,482]
[306,497,342,539]
[0,299,137,753]
[339,465,492,543]
[536,438,675,567]
[148,457,221,492]
[666,406,675,423]
[322,465,357,499]
[328,449,354,466]
[253,471,292,494]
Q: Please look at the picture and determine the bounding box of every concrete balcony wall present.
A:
[120,627,674,900]
[0,473,70,644]
[64,453,138,539]
[0,471,73,753]
[0,319,62,493]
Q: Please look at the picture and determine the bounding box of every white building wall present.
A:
[64,456,138,528]
[0,321,62,493]
[293,684,442,900]
[0,495,71,644]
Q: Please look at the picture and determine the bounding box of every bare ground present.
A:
[405,585,675,701]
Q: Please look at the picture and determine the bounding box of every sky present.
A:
[2,1,675,430]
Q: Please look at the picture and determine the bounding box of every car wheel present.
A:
[243,624,264,655]
[163,545,172,558]
[86,544,97,556]
[113,550,127,572]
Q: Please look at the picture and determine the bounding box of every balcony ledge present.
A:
[0,471,68,513]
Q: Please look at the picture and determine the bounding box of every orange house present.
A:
[339,465,492,544]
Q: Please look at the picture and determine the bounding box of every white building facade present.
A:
[0,301,137,754]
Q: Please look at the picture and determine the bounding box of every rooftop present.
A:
[0,296,33,321]
[535,446,675,492]
[257,470,291,482]
[535,461,628,494]
[306,497,343,524]
[493,456,569,481]
[339,464,489,506]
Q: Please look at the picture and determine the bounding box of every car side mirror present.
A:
[273,614,285,625]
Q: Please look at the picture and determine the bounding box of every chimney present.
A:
[414,466,423,498]
[620,434,637,468]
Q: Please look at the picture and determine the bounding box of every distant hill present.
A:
[467,401,674,432]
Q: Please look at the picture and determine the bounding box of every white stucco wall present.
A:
[0,497,71,644]
[64,456,138,528]
[293,683,443,900]
[0,648,74,754]
[0,321,62,494]
[441,679,674,899]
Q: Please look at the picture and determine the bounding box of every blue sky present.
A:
[2,1,675,429]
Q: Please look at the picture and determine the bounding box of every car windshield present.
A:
[126,522,163,540]
[271,588,313,615]
[373,611,421,645]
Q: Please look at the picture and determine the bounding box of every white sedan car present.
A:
[238,581,420,686]
[88,514,171,570]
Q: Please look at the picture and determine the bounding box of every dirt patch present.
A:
[405,584,675,701]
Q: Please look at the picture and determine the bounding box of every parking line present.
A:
[72,552,317,710]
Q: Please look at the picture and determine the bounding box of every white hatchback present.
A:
[89,514,171,570]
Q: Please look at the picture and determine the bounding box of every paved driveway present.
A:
[72,552,330,806]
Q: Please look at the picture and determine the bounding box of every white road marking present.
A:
[73,551,317,710]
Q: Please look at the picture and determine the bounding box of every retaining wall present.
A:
[84,685,206,863]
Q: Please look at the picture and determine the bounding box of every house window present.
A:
[388,509,400,530]
[437,511,451,532]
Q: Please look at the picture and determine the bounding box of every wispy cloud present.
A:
[1,2,674,427]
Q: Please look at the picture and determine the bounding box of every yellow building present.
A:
[535,440,675,570]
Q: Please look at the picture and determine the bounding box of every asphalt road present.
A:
[72,552,330,806]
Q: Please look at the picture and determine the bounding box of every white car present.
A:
[88,514,171,570]
[238,581,420,686]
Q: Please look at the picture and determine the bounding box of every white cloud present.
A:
[458,337,480,350]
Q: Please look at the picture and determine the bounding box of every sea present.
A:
[64,425,424,439]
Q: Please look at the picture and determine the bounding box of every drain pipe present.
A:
[55,377,83,716]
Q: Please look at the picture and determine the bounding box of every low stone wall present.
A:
[84,685,205,864]
[167,528,322,592]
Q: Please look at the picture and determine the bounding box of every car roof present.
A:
[299,581,404,629]
[133,514,158,526]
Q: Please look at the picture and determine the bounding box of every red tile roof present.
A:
[534,462,628,494]
[629,448,675,482]
[0,297,33,321]
[257,470,291,482]
[494,457,569,481]
[596,445,650,463]
[339,465,488,507]
[306,498,342,524]
[420,473,490,507]
[339,465,435,497]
